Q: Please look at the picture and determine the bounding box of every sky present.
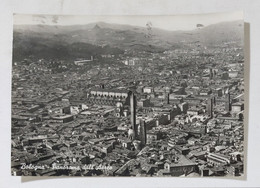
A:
[14,11,243,31]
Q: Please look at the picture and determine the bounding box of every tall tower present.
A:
[130,92,137,139]
[225,93,230,111]
[139,119,147,148]
[209,68,213,80]
[165,92,170,105]
[207,97,213,118]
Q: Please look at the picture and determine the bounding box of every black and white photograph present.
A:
[11,12,245,177]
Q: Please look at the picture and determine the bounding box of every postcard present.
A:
[11,12,245,177]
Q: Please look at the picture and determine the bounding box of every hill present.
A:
[13,20,244,61]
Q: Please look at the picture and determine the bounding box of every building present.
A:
[137,98,151,108]
[143,87,153,94]
[74,56,93,65]
[178,102,188,113]
[228,71,238,78]
[187,107,203,116]
[207,153,230,166]
[51,114,74,123]
[87,88,131,106]
[159,155,197,176]
[200,89,212,96]
[146,130,162,144]
[231,103,244,113]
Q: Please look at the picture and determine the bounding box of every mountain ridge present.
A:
[13,20,244,61]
